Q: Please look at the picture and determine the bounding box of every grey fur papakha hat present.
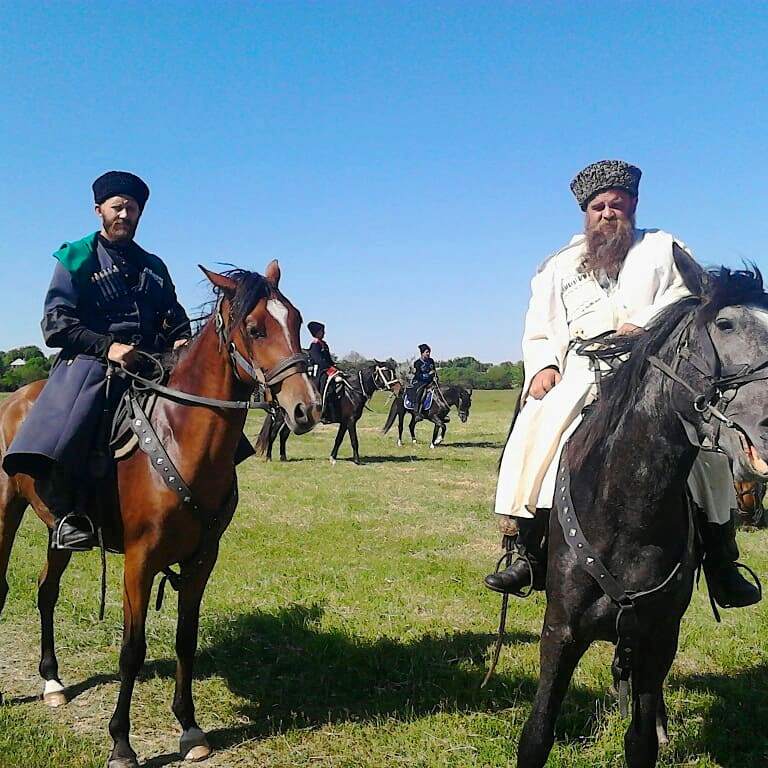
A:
[570,160,641,210]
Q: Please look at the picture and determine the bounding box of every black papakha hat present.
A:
[418,343,431,354]
[92,171,150,210]
[570,160,641,210]
[308,321,325,336]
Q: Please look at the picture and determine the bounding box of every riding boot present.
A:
[484,509,549,595]
[701,518,761,608]
[42,467,97,552]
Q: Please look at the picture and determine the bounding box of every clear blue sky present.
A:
[1,2,766,362]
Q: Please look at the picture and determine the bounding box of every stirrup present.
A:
[489,549,536,599]
[51,514,96,552]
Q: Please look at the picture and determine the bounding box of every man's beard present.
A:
[582,215,635,281]
[105,218,137,243]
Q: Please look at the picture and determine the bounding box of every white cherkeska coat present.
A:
[494,228,734,523]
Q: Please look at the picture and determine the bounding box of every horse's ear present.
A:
[265,259,281,288]
[199,265,237,295]
[673,243,707,297]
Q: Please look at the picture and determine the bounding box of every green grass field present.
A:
[0,390,766,767]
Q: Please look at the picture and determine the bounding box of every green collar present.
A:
[52,232,99,277]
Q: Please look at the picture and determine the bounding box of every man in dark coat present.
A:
[411,343,436,421]
[307,321,339,422]
[3,171,191,550]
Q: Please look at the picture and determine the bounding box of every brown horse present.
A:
[0,261,320,768]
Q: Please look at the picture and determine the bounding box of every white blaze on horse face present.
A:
[266,299,292,347]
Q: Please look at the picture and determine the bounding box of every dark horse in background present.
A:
[0,261,320,768]
[257,361,401,464]
[383,383,472,449]
[516,251,768,768]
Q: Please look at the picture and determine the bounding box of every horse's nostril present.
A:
[294,402,309,423]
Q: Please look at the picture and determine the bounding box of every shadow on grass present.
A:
[668,664,768,767]
[170,603,605,752]
[447,441,504,449]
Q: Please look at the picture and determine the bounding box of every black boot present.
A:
[52,514,97,552]
[41,468,97,552]
[484,509,549,595]
[702,519,761,608]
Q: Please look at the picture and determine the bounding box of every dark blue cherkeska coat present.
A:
[3,233,190,478]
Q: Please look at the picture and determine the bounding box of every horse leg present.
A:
[38,547,72,707]
[430,423,439,449]
[624,626,679,768]
[348,421,362,465]
[397,407,404,447]
[0,483,26,705]
[279,424,290,461]
[107,554,154,768]
[409,415,416,444]
[330,424,347,464]
[172,543,220,762]
[517,621,589,768]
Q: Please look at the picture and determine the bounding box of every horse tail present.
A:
[382,396,400,434]
[255,411,276,455]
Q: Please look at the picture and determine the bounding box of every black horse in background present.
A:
[515,253,768,768]
[257,361,400,464]
[383,384,472,449]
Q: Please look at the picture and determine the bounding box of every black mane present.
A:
[568,266,766,469]
[220,268,273,340]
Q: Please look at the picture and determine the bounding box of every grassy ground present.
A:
[0,390,766,767]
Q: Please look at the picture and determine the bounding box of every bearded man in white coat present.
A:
[484,160,760,610]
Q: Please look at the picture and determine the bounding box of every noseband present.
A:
[359,365,399,399]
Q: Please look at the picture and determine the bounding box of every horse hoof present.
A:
[397,440,402,447]
[412,439,417,445]
[43,679,67,707]
[329,457,336,465]
[181,728,211,762]
[657,725,669,746]
[107,756,139,768]
[429,444,435,450]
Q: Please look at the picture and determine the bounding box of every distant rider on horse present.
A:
[411,344,436,421]
[2,172,191,550]
[307,321,339,422]
[484,160,760,611]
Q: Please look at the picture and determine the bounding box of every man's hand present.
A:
[108,342,136,367]
[173,338,190,350]
[529,367,562,400]
[616,323,643,336]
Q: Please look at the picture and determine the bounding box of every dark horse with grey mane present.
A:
[0,261,320,767]
[257,361,401,464]
[383,384,472,448]
[515,250,768,768]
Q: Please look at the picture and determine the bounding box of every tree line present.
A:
[0,347,524,392]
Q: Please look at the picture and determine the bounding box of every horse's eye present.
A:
[715,318,734,332]
[248,325,265,339]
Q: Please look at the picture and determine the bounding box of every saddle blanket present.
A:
[404,389,433,412]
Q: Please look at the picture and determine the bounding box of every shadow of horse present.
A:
[138,603,606,758]
[446,441,503,449]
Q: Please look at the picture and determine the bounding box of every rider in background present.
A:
[412,343,436,421]
[2,171,190,551]
[307,321,338,422]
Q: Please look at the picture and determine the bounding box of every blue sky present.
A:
[1,2,767,362]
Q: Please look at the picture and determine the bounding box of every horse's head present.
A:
[373,360,402,395]
[457,386,472,422]
[201,261,321,434]
[672,253,768,481]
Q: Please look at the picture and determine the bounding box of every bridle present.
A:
[119,292,307,411]
[358,364,400,399]
[648,313,768,447]
[215,295,307,395]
